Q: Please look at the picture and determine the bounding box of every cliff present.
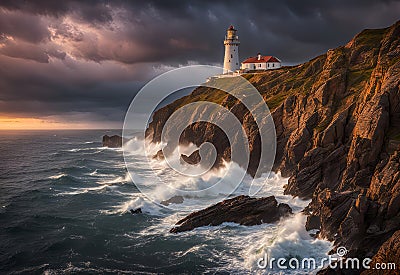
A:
[146,21,400,263]
[361,229,400,275]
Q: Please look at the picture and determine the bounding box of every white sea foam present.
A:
[97,172,132,185]
[103,147,123,152]
[56,184,120,196]
[49,173,67,180]
[89,169,98,176]
[123,137,163,157]
[106,194,167,216]
[63,146,122,154]
[124,138,295,204]
[243,213,332,274]
[104,137,332,273]
[65,147,101,153]
[126,157,308,213]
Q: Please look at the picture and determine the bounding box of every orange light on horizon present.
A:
[0,116,95,130]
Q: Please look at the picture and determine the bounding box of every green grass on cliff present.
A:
[355,28,387,47]
[242,58,324,111]
[347,68,373,92]
[161,24,391,119]
[266,93,288,110]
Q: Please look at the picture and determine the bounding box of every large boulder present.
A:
[170,195,292,233]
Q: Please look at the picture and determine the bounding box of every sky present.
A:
[0,0,399,129]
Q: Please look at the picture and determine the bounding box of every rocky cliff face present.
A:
[361,229,400,275]
[146,21,400,262]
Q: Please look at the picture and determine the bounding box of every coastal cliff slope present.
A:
[146,21,400,261]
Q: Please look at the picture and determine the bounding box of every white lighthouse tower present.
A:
[223,25,240,74]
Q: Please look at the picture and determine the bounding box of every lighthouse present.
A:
[223,25,240,74]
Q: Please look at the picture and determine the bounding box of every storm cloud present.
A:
[0,0,399,128]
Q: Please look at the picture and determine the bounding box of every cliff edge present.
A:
[146,21,400,263]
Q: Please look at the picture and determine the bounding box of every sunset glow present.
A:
[0,116,109,130]
[0,1,398,130]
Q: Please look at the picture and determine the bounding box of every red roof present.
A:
[242,55,280,64]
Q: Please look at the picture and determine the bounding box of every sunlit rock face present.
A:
[147,21,400,261]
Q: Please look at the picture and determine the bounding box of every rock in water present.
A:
[130,208,142,214]
[102,135,122,148]
[180,150,201,165]
[160,195,184,206]
[153,150,164,160]
[170,195,292,233]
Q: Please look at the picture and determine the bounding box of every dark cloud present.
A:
[0,0,399,127]
[2,0,399,64]
[0,9,50,43]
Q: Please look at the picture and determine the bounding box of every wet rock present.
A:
[170,195,292,233]
[160,196,184,206]
[181,150,201,165]
[130,208,142,214]
[153,150,164,160]
[306,215,321,231]
[102,135,122,148]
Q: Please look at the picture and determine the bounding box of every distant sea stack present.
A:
[146,21,400,263]
[102,135,123,148]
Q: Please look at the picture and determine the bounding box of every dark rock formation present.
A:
[102,135,122,148]
[153,149,164,160]
[180,150,201,165]
[361,230,400,274]
[160,195,184,206]
[170,195,292,233]
[146,21,400,260]
[130,208,142,214]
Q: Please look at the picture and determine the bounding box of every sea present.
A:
[0,130,332,274]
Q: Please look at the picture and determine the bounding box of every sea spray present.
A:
[244,213,332,273]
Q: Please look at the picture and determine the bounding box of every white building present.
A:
[223,25,240,74]
[241,53,281,71]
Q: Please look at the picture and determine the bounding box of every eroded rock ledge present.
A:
[170,195,292,233]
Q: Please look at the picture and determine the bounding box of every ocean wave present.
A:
[97,172,132,185]
[124,156,309,213]
[89,169,99,176]
[43,265,137,275]
[122,137,308,212]
[104,195,167,216]
[65,147,106,153]
[55,184,119,196]
[48,173,82,183]
[242,213,332,273]
[48,173,67,180]
[114,151,330,274]
[149,213,331,274]
[57,146,122,154]
[86,169,124,178]
[123,137,163,157]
